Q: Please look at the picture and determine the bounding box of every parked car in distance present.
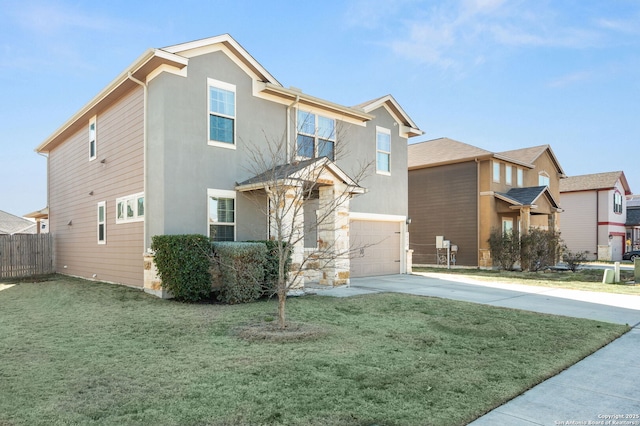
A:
[622,250,640,261]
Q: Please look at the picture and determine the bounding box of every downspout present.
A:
[286,95,300,161]
[476,158,481,267]
[127,73,149,250]
[37,151,48,235]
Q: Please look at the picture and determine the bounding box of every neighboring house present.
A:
[408,138,565,267]
[35,34,423,294]
[560,171,632,261]
[626,194,640,252]
[0,210,37,235]
[23,207,49,234]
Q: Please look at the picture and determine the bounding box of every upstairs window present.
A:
[517,168,524,187]
[614,191,623,214]
[296,110,335,161]
[208,189,236,241]
[505,165,512,185]
[208,79,236,148]
[538,172,550,187]
[89,116,97,161]
[493,161,500,183]
[376,126,391,174]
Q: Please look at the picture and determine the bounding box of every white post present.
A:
[614,261,620,283]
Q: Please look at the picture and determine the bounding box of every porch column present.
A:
[317,182,350,286]
[548,211,559,231]
[520,207,531,234]
[274,186,305,289]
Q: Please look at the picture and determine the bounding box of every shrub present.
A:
[488,228,521,271]
[248,240,291,297]
[520,228,562,272]
[151,234,212,302]
[213,242,267,304]
[562,248,589,272]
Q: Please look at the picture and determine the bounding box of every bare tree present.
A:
[237,120,372,329]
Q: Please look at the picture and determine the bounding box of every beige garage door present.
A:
[350,220,401,278]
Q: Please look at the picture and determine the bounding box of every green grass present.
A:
[414,266,640,295]
[0,276,629,426]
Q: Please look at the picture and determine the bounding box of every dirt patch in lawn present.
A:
[235,320,329,342]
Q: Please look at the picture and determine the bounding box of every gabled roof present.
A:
[408,137,493,169]
[354,95,423,137]
[236,157,365,194]
[495,186,560,210]
[37,34,422,154]
[497,144,565,176]
[627,208,640,226]
[408,138,564,172]
[0,210,37,235]
[560,171,631,195]
[627,194,640,209]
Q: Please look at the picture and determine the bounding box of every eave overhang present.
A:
[259,83,374,123]
[36,49,188,154]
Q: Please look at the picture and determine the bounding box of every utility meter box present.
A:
[442,240,450,249]
[436,236,444,249]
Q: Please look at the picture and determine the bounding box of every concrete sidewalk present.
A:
[310,273,640,425]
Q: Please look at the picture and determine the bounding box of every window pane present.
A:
[209,115,234,143]
[317,116,335,140]
[296,135,315,158]
[377,132,391,152]
[377,152,390,172]
[117,201,125,220]
[517,169,523,186]
[127,199,135,218]
[98,224,105,241]
[505,165,512,185]
[210,224,234,241]
[209,87,235,117]
[210,197,234,223]
[318,139,334,161]
[98,205,105,222]
[297,110,315,135]
[137,197,144,217]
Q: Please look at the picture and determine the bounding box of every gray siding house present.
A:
[36,34,422,294]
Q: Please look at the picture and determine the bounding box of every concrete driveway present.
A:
[312,273,640,425]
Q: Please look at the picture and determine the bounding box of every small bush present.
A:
[488,228,521,271]
[214,242,267,304]
[563,248,589,272]
[520,228,562,272]
[151,235,212,302]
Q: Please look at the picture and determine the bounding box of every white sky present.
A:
[1,0,639,215]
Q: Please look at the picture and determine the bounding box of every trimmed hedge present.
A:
[151,234,212,302]
[213,242,267,304]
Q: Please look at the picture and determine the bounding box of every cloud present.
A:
[547,71,592,88]
[381,0,636,69]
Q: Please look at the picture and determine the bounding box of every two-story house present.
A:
[36,34,423,295]
[626,194,640,253]
[408,138,565,267]
[560,171,632,261]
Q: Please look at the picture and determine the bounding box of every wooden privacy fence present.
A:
[0,234,55,279]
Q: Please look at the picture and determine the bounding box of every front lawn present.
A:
[0,277,629,425]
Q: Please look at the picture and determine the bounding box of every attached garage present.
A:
[350,218,403,278]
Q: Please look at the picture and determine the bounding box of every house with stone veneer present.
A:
[560,171,632,261]
[35,34,423,295]
[408,138,565,267]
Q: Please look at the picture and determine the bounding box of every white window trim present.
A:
[505,165,512,186]
[207,78,237,150]
[493,161,500,183]
[116,192,144,224]
[376,126,391,176]
[296,109,336,160]
[538,171,550,187]
[502,217,514,235]
[89,115,97,161]
[208,188,236,241]
[97,201,106,244]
